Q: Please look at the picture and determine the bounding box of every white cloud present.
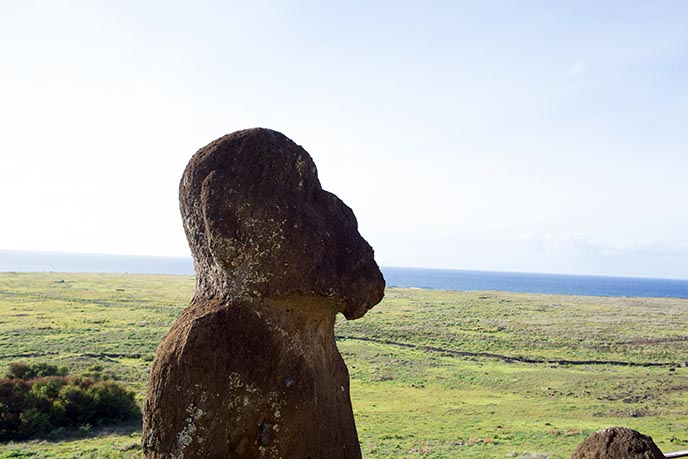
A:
[542,232,595,252]
[613,239,688,258]
[514,232,688,259]
[513,231,537,241]
[567,60,590,87]
[568,61,586,78]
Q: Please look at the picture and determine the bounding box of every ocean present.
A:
[1,250,687,299]
[382,266,688,299]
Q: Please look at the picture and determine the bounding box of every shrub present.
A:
[56,383,97,426]
[0,363,140,441]
[7,362,68,380]
[29,376,67,400]
[18,408,51,437]
[6,362,30,380]
[90,381,139,422]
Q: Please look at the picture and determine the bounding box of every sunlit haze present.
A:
[1,1,687,279]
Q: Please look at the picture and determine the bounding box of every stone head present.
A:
[179,128,385,319]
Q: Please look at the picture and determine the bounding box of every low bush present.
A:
[6,362,68,380]
[0,362,140,441]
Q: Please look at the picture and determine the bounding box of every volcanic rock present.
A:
[142,128,385,459]
[571,427,665,459]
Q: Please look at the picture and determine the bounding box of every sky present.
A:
[1,1,687,279]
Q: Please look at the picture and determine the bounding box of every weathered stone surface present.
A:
[142,128,385,458]
[571,427,665,459]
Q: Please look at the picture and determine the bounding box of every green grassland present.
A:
[0,272,686,458]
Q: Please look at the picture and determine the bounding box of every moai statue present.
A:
[143,128,385,459]
[571,427,665,459]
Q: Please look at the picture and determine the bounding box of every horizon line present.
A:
[1,248,687,282]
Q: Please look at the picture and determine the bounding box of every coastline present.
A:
[1,250,687,299]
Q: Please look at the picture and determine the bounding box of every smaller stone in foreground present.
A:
[571,427,664,459]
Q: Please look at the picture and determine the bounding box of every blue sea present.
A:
[382,266,688,299]
[1,250,687,299]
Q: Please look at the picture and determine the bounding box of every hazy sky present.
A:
[1,1,687,279]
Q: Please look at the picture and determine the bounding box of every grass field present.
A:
[0,272,686,458]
